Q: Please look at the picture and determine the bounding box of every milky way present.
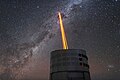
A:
[0,0,120,80]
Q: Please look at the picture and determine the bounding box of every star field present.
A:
[0,0,120,80]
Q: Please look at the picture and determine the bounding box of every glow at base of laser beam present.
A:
[58,12,68,49]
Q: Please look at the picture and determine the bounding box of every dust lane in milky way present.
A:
[0,0,120,80]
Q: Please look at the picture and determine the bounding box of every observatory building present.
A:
[50,12,91,80]
[50,49,91,80]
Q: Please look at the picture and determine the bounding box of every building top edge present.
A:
[51,49,86,55]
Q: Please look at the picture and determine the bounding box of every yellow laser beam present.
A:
[58,12,68,49]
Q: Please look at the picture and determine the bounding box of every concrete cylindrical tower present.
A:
[50,49,91,80]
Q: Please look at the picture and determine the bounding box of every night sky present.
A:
[0,0,120,80]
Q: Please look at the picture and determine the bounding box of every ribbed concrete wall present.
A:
[50,49,91,80]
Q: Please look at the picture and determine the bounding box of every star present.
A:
[36,6,40,8]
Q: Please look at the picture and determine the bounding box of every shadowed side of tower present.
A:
[50,49,91,80]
